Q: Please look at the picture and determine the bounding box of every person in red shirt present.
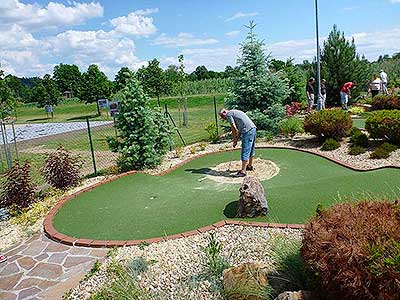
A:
[340,81,356,110]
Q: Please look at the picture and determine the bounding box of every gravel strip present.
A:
[68,225,303,300]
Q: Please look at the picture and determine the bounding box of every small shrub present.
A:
[304,109,352,140]
[204,122,219,143]
[0,161,36,209]
[349,106,365,115]
[198,142,207,151]
[0,208,10,221]
[370,147,390,159]
[174,146,184,158]
[371,95,400,110]
[126,257,148,278]
[279,117,304,137]
[301,201,400,300]
[380,142,398,153]
[285,102,302,117]
[42,145,82,189]
[204,232,230,278]
[349,145,366,155]
[321,138,340,151]
[350,127,369,147]
[365,110,400,145]
[189,146,197,154]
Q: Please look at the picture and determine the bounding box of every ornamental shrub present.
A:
[365,110,400,145]
[304,109,352,140]
[280,117,304,137]
[350,127,369,147]
[204,122,219,143]
[348,145,366,155]
[370,147,390,159]
[285,102,302,117]
[371,95,400,110]
[301,201,400,300]
[42,145,82,189]
[321,138,340,151]
[107,77,172,171]
[0,161,36,209]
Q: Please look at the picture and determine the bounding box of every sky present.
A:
[0,0,400,79]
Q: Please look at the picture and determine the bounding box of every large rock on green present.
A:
[237,176,268,218]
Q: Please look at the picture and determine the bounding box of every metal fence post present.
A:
[86,118,97,176]
[213,96,219,136]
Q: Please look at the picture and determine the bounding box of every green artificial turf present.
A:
[52,149,400,240]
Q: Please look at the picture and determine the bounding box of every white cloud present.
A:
[153,33,219,47]
[225,30,241,37]
[110,8,158,36]
[389,0,400,3]
[226,12,259,22]
[0,0,103,31]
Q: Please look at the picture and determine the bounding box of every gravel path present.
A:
[68,226,303,300]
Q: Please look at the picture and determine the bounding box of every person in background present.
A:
[340,81,357,110]
[380,70,388,95]
[321,79,327,109]
[306,77,315,113]
[219,108,256,177]
[371,75,381,98]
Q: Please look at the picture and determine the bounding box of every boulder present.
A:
[237,176,268,218]
[223,262,269,300]
[275,290,315,300]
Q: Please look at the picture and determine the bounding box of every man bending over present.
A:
[219,108,257,177]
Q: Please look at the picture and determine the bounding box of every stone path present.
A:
[0,232,108,300]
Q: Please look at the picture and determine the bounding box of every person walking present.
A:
[306,77,315,113]
[380,70,388,95]
[321,79,327,109]
[371,75,381,98]
[340,81,356,110]
[219,108,256,177]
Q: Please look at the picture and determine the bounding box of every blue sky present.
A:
[1,0,400,78]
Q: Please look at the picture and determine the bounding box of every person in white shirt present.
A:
[380,70,388,95]
[371,75,381,98]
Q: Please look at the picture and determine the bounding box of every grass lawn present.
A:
[52,148,400,240]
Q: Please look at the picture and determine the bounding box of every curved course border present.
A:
[44,145,400,248]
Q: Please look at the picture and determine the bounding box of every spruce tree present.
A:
[226,21,289,111]
[107,77,172,171]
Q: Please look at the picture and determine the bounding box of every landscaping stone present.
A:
[0,273,23,290]
[275,290,315,300]
[28,262,63,279]
[223,262,269,300]
[63,256,93,268]
[17,287,41,300]
[17,257,36,270]
[0,262,20,276]
[48,252,68,264]
[0,291,17,300]
[237,177,268,218]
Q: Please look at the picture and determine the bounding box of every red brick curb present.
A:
[43,146,399,248]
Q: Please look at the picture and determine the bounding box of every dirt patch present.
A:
[202,158,280,184]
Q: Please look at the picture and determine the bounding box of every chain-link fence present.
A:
[0,95,224,186]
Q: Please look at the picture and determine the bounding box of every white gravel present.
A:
[68,225,303,300]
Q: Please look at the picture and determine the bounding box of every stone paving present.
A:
[0,232,108,300]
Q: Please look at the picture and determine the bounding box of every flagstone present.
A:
[27,262,63,280]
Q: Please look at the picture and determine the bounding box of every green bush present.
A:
[304,109,352,140]
[349,106,365,115]
[204,122,219,143]
[380,142,398,153]
[321,138,340,151]
[350,127,369,147]
[301,201,400,300]
[0,161,36,209]
[42,145,82,190]
[247,104,285,135]
[370,147,390,159]
[371,95,400,110]
[365,110,400,145]
[279,117,304,137]
[348,145,366,155]
[107,77,172,171]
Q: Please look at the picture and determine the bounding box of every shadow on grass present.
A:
[223,201,238,218]
[67,114,99,121]
[26,117,52,122]
[185,167,236,178]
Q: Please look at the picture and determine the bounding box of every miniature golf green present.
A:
[52,148,400,240]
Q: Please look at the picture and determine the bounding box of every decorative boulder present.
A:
[274,291,315,300]
[237,176,268,218]
[223,262,269,300]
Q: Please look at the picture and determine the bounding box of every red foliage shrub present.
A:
[301,201,400,300]
[304,109,352,140]
[371,95,400,110]
[285,102,302,117]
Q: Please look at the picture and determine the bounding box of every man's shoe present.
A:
[235,171,246,177]
[246,165,254,171]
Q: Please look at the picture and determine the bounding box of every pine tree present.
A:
[226,21,290,111]
[321,25,370,105]
[107,77,172,171]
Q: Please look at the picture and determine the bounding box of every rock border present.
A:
[43,146,400,248]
